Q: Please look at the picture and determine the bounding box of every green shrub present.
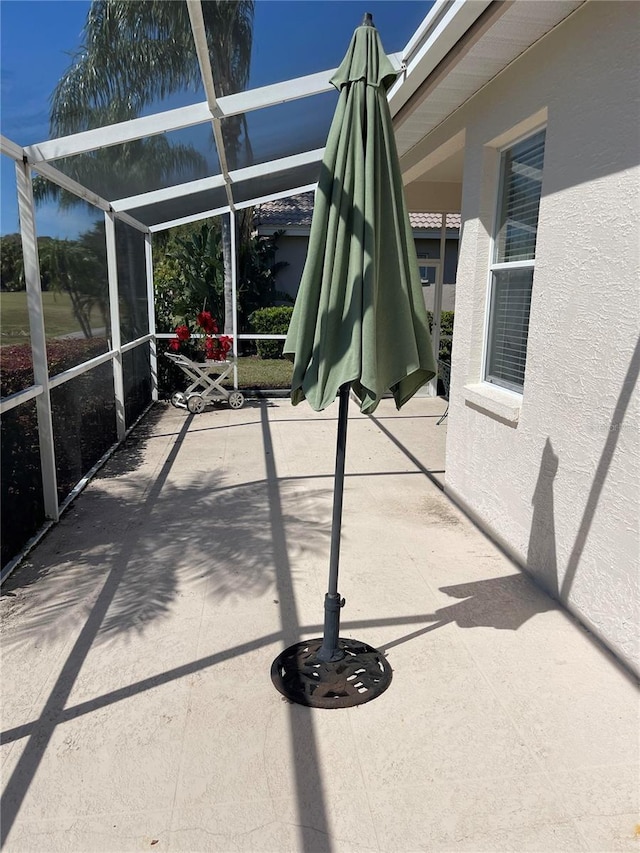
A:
[426,310,454,364]
[248,306,294,359]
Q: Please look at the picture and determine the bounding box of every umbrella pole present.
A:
[270,380,392,707]
[270,381,393,706]
[316,382,351,662]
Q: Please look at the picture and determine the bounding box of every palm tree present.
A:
[38,236,109,339]
[47,0,255,332]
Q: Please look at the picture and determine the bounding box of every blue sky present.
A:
[1,0,432,237]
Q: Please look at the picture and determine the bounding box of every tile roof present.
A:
[256,192,460,231]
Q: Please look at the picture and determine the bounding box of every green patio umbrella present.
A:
[271,14,436,709]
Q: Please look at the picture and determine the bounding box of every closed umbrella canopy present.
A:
[272,16,437,709]
[284,17,436,414]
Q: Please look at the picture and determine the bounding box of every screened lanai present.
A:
[0,0,485,574]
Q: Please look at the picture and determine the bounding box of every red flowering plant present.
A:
[167,311,232,362]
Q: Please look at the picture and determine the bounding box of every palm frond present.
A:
[50,0,255,138]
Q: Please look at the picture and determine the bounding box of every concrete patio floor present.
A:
[1,396,638,853]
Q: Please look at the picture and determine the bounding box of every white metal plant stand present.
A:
[164,352,245,413]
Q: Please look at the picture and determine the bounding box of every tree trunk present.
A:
[221,213,234,334]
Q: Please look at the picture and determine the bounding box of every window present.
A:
[486,128,546,391]
[417,254,438,286]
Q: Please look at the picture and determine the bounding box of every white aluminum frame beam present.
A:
[30,160,150,234]
[145,235,158,401]
[111,147,324,214]
[0,385,43,415]
[0,133,23,160]
[22,49,404,166]
[105,211,126,441]
[21,71,334,165]
[186,0,235,211]
[112,173,226,212]
[47,349,116,390]
[149,205,230,233]
[229,147,323,184]
[148,182,319,233]
[235,182,319,213]
[24,103,213,163]
[3,133,149,234]
[230,209,239,389]
[15,160,59,520]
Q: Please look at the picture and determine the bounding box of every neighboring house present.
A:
[392,0,639,674]
[256,191,460,312]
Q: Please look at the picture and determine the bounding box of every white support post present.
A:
[431,213,447,395]
[230,209,239,390]
[15,159,59,519]
[424,214,446,397]
[105,211,126,439]
[145,233,158,401]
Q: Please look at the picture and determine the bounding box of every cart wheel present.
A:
[228,391,245,409]
[171,391,186,408]
[187,394,206,414]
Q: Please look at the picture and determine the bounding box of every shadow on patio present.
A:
[1,397,637,852]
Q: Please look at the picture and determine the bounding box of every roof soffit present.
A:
[393,0,586,172]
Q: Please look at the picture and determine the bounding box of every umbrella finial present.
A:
[361,12,374,26]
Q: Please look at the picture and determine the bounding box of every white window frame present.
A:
[483,126,546,394]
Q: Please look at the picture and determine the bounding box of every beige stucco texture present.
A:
[403,1,639,674]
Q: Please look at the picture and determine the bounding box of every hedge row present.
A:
[248,306,294,359]
[1,338,152,569]
[0,338,110,398]
[246,307,454,363]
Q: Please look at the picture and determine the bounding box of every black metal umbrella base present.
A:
[271,638,392,708]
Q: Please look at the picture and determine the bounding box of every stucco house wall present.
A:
[414,236,458,312]
[257,195,460,312]
[270,233,311,301]
[403,1,639,673]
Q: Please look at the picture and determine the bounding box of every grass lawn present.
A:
[222,357,293,389]
[0,291,104,344]
[159,351,293,394]
[2,292,293,389]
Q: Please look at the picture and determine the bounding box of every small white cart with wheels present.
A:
[165,352,245,413]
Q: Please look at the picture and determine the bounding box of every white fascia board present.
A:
[388,0,491,115]
[0,134,24,160]
[401,0,453,62]
[228,148,324,185]
[111,173,226,211]
[23,103,212,163]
